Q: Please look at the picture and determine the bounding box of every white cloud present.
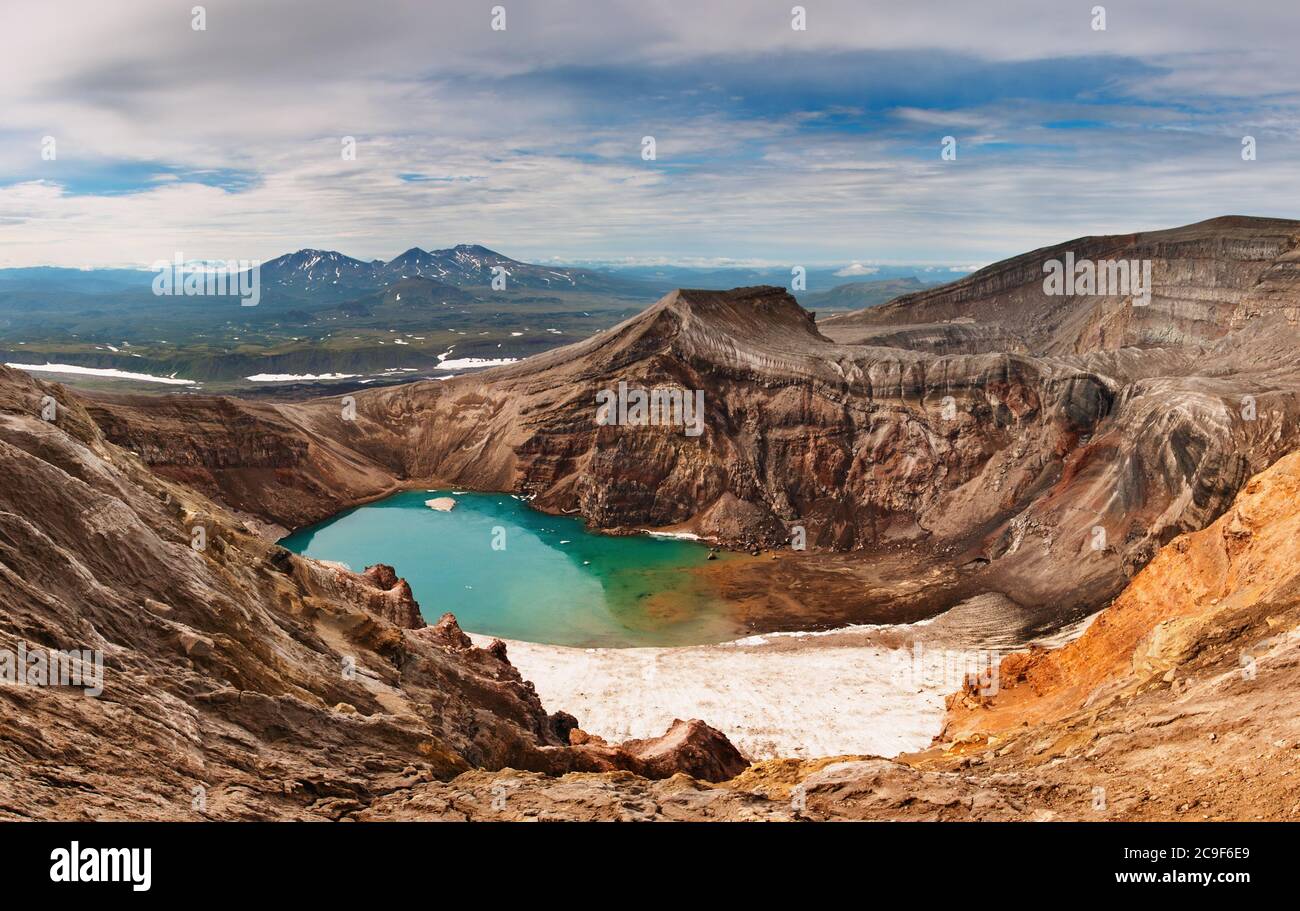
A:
[892,108,985,128]
[2,0,1298,267]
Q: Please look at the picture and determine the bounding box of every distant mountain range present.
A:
[0,249,952,307]
[255,244,647,300]
[0,244,659,304]
[607,263,941,296]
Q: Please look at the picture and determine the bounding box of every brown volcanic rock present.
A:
[292,559,425,631]
[12,218,1300,824]
[631,719,748,782]
[820,321,1029,356]
[422,611,473,649]
[84,391,400,532]
[821,215,1300,356]
[0,365,748,819]
[555,718,748,782]
[943,445,1300,741]
[611,718,748,782]
[87,239,1300,623]
[358,768,793,822]
[355,757,1043,821]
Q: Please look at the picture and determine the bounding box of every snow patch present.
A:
[245,372,358,382]
[7,363,196,385]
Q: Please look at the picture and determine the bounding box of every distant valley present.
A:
[0,247,939,394]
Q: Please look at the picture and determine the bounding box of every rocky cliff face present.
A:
[0,364,745,819]
[821,215,1300,356]
[85,392,402,538]
[89,239,1300,624]
[944,445,1300,741]
[895,446,1300,821]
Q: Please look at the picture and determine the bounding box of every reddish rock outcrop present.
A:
[421,612,474,649]
[558,718,747,782]
[942,446,1300,742]
[618,719,750,782]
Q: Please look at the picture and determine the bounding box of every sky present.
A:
[1,0,1299,270]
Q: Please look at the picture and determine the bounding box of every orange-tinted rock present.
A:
[943,447,1300,741]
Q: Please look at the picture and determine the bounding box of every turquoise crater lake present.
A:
[280,490,745,648]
